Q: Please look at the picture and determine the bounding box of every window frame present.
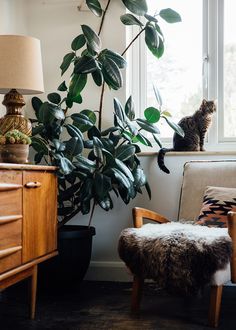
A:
[128,0,236,151]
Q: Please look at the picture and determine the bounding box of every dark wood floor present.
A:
[0,281,235,329]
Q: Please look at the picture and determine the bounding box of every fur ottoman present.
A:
[118,222,232,295]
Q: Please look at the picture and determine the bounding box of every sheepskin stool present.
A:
[118,222,232,295]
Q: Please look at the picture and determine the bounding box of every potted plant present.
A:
[30,0,183,286]
[0,129,31,163]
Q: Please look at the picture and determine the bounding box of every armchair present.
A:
[120,160,236,327]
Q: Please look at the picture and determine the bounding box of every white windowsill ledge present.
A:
[139,151,236,157]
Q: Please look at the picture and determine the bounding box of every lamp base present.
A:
[0,89,32,136]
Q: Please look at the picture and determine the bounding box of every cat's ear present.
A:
[202,99,207,105]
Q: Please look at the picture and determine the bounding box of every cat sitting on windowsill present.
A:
[157,99,216,174]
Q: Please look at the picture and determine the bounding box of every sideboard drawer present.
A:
[0,217,22,274]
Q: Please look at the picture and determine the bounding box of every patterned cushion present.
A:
[196,186,236,227]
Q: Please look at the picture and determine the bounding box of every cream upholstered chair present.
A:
[131,160,236,327]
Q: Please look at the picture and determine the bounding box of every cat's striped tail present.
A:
[157,148,173,174]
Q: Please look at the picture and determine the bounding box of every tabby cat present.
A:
[158,99,216,174]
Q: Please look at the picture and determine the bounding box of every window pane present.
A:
[146,0,203,137]
[224,0,236,137]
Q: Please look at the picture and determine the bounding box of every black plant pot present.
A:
[39,225,95,289]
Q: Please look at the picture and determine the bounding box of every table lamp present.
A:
[0,35,44,136]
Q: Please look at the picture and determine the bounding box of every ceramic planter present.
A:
[0,144,29,163]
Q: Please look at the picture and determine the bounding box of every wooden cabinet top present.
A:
[0,163,57,171]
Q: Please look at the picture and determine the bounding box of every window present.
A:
[130,0,236,149]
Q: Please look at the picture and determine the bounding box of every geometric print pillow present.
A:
[196,186,236,228]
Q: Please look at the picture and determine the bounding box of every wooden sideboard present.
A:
[0,164,58,319]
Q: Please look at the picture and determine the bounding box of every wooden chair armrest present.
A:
[228,211,236,282]
[132,207,170,228]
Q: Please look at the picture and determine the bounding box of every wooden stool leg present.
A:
[131,276,144,313]
[208,285,223,327]
[29,265,38,320]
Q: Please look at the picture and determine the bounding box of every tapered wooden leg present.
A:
[131,276,144,313]
[208,285,223,327]
[29,265,38,320]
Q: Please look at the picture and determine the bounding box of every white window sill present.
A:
[139,150,236,157]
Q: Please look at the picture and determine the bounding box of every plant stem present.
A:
[98,0,111,36]
[57,208,81,229]
[98,82,105,131]
[88,200,96,227]
[121,27,145,56]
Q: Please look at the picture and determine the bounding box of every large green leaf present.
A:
[134,132,152,147]
[145,23,159,58]
[121,0,148,16]
[109,168,131,189]
[60,52,75,75]
[133,168,146,188]
[152,133,162,148]
[115,158,134,182]
[31,136,49,154]
[92,69,103,86]
[38,102,65,124]
[136,118,160,134]
[144,13,158,23]
[114,98,125,122]
[116,144,136,161]
[120,13,143,27]
[81,24,101,53]
[86,0,103,17]
[162,116,185,137]
[159,8,181,23]
[65,124,84,140]
[100,49,127,69]
[71,113,94,131]
[47,92,61,105]
[93,136,103,160]
[71,34,86,51]
[58,157,75,175]
[69,74,87,98]
[75,155,96,171]
[74,55,98,74]
[32,97,43,113]
[57,81,67,92]
[94,173,112,199]
[125,96,135,120]
[144,107,160,123]
[65,137,83,156]
[53,139,66,152]
[102,57,123,90]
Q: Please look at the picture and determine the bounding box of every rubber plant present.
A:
[31,0,183,227]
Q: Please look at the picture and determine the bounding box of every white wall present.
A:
[1,0,236,281]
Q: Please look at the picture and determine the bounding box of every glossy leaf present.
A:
[38,102,65,124]
[125,96,135,120]
[136,118,160,134]
[94,173,112,198]
[100,49,127,69]
[145,181,151,199]
[115,158,134,181]
[159,8,181,23]
[65,137,83,156]
[31,136,49,154]
[153,84,163,107]
[81,24,101,53]
[120,13,143,27]
[162,110,172,117]
[102,57,123,90]
[47,92,61,105]
[58,157,75,175]
[92,69,103,86]
[110,168,131,189]
[152,133,162,148]
[116,144,136,161]
[53,139,66,152]
[86,0,103,17]
[144,107,160,123]
[60,52,75,75]
[133,168,146,187]
[74,55,98,74]
[114,98,125,122]
[163,116,185,137]
[69,74,87,98]
[93,136,103,160]
[144,13,158,22]
[71,34,86,51]
[135,132,152,147]
[145,23,159,58]
[121,0,148,16]
[75,155,96,170]
[32,97,43,113]
[65,124,84,140]
[58,81,67,92]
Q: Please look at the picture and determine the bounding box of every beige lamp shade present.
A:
[0,35,44,94]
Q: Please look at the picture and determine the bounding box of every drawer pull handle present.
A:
[0,246,22,259]
[0,183,22,191]
[25,182,42,188]
[0,215,23,225]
